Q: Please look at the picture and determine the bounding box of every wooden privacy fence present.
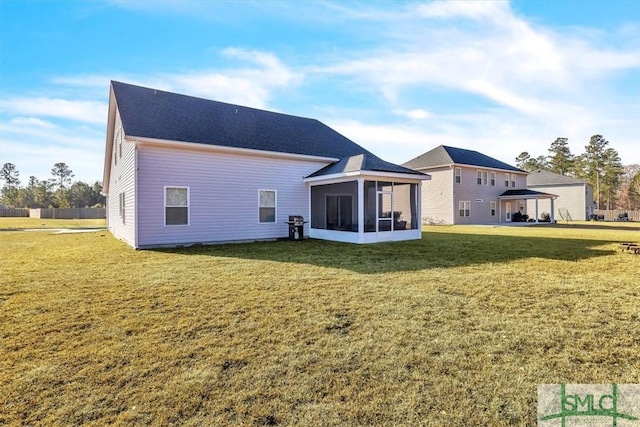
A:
[593,209,640,221]
[0,207,29,217]
[30,208,106,219]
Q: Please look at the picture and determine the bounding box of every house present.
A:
[102,81,428,249]
[403,145,556,224]
[526,169,595,221]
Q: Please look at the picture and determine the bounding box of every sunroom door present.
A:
[377,191,393,232]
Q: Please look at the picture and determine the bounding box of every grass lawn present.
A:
[0,217,106,230]
[1,220,639,426]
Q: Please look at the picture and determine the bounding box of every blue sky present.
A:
[1,0,638,184]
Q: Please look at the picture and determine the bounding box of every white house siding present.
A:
[420,167,453,224]
[107,111,136,247]
[136,145,329,247]
[526,183,592,220]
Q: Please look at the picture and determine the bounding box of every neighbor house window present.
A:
[490,201,496,216]
[119,192,126,224]
[459,201,470,217]
[490,172,496,186]
[165,187,189,226]
[477,170,482,185]
[504,173,509,187]
[259,190,276,223]
[455,167,461,184]
[483,171,488,185]
[511,174,516,187]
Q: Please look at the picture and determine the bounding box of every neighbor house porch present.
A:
[499,189,558,223]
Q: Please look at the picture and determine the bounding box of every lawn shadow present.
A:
[155,231,622,274]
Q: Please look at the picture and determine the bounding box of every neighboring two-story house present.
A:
[403,145,556,224]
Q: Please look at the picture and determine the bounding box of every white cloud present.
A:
[416,1,510,22]
[8,117,56,128]
[161,48,302,108]
[394,109,431,120]
[0,98,107,124]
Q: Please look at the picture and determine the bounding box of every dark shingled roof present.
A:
[112,81,370,159]
[527,169,588,186]
[306,153,426,178]
[499,189,556,198]
[403,145,524,173]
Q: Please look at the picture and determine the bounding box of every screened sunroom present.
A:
[304,154,429,243]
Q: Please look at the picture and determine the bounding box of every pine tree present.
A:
[547,137,574,175]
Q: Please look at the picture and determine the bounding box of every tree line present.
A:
[514,135,639,210]
[0,162,105,209]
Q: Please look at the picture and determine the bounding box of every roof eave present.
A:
[304,170,430,184]
[102,84,117,194]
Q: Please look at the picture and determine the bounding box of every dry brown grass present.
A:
[1,221,639,426]
[0,217,105,230]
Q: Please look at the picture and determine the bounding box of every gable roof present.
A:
[306,153,426,178]
[403,145,524,173]
[111,81,370,160]
[527,169,589,186]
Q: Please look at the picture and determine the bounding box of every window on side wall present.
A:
[459,201,470,217]
[490,201,496,216]
[511,174,516,187]
[477,170,482,185]
[483,171,488,185]
[259,190,276,223]
[165,187,189,226]
[505,173,509,187]
[455,167,461,184]
[490,172,496,186]
[119,192,126,224]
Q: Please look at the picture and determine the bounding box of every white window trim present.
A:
[164,186,190,227]
[511,174,516,188]
[459,201,470,217]
[455,167,461,184]
[504,173,509,187]
[490,201,496,216]
[490,171,496,186]
[476,170,482,185]
[258,189,277,224]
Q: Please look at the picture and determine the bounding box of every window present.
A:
[165,187,189,226]
[483,171,488,185]
[459,201,470,217]
[511,174,516,188]
[477,170,482,185]
[455,167,461,184]
[490,172,496,186]
[490,201,496,216]
[259,190,276,223]
[119,192,126,224]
